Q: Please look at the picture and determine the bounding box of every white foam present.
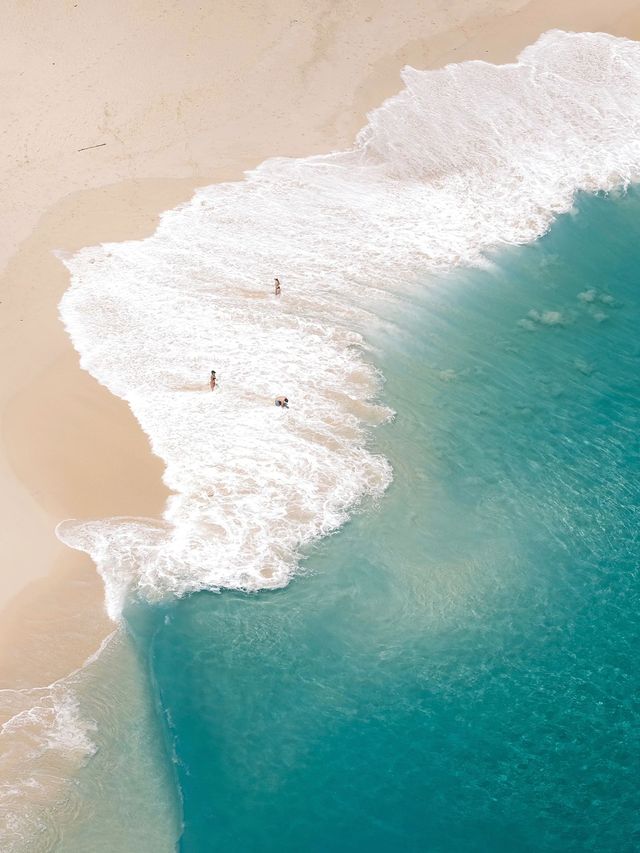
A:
[1,691,96,756]
[58,31,640,616]
[526,309,568,326]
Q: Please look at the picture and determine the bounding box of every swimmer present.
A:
[275,396,289,408]
[274,277,281,296]
[210,370,217,391]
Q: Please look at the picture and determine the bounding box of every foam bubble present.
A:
[58,30,640,615]
[578,288,598,303]
[517,319,537,332]
[574,358,595,375]
[526,309,568,327]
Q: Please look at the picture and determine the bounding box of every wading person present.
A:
[210,370,217,391]
[274,277,281,296]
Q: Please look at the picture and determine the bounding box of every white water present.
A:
[57,30,640,619]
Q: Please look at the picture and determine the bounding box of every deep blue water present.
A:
[129,188,640,852]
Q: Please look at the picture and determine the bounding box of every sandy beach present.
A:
[2,0,640,693]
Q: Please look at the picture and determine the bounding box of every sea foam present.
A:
[58,31,640,618]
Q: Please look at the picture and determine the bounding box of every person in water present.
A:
[210,370,217,391]
[275,396,289,408]
[274,277,281,296]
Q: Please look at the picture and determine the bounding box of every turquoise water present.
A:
[129,188,640,852]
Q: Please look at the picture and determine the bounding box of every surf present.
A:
[57,30,640,619]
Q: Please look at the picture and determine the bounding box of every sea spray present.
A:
[57,30,640,616]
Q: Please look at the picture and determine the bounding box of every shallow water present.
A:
[126,188,640,852]
[55,631,180,852]
[0,629,180,853]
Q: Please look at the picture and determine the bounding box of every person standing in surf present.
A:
[210,370,217,391]
[274,277,281,296]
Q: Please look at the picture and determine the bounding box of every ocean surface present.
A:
[59,185,640,852]
[3,29,640,852]
[131,188,639,852]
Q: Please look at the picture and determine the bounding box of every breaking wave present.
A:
[58,30,640,618]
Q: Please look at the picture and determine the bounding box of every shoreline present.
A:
[2,0,640,694]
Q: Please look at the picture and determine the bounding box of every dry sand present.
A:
[2,0,640,691]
